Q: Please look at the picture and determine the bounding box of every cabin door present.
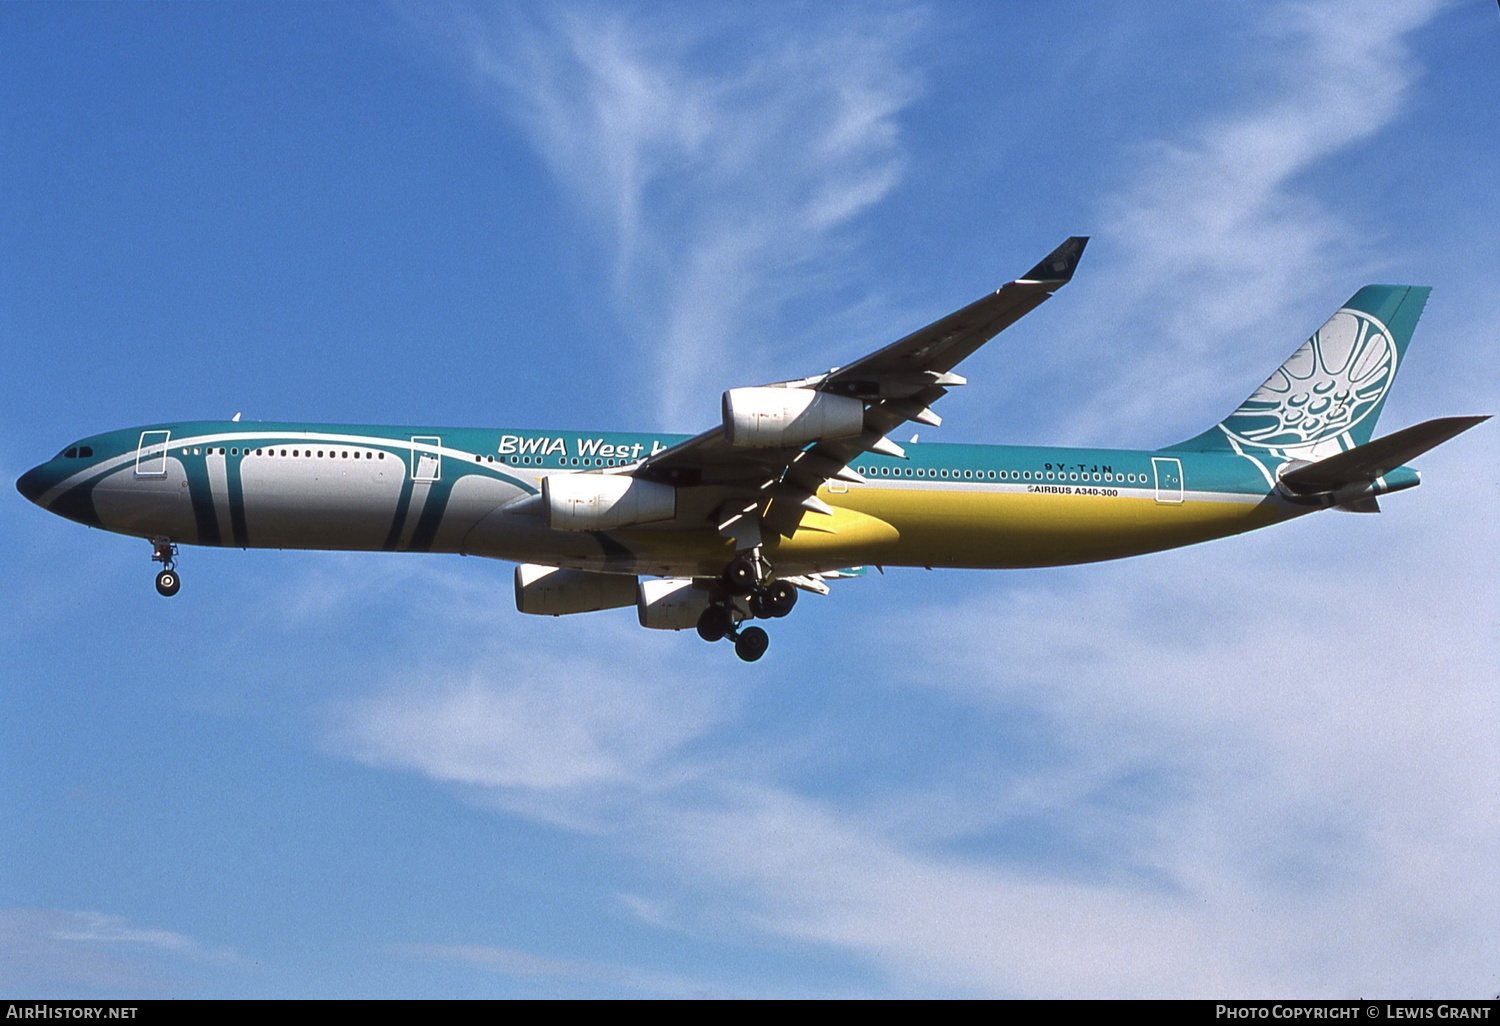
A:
[410,436,442,482]
[135,430,171,478]
[1151,457,1184,504]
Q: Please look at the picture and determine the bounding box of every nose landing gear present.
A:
[151,537,181,597]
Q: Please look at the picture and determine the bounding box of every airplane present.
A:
[15,237,1488,661]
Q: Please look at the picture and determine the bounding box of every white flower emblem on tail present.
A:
[1221,308,1397,449]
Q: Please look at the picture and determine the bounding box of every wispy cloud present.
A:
[1047,0,1450,445]
[327,0,1497,999]
[845,517,1497,995]
[398,942,732,997]
[334,644,725,808]
[402,941,611,981]
[0,909,236,994]
[413,3,923,429]
[321,470,1497,995]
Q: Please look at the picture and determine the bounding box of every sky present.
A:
[1,0,1497,999]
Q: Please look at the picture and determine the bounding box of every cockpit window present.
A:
[63,447,78,458]
[79,446,93,457]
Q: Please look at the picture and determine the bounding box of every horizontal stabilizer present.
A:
[1279,415,1489,494]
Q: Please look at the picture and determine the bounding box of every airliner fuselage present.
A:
[15,239,1486,661]
[17,421,1337,579]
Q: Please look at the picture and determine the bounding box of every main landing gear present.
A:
[695,552,798,662]
[151,537,181,597]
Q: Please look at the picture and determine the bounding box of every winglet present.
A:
[1019,236,1089,284]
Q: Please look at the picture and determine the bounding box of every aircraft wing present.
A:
[629,236,1088,544]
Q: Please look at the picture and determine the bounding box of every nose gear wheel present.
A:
[150,537,181,597]
[155,569,181,597]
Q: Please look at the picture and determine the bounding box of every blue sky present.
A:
[2,1,1497,998]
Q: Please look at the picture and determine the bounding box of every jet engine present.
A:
[543,473,676,531]
[721,387,865,448]
[637,578,713,630]
[514,564,637,616]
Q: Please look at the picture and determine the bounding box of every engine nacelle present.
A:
[515,564,637,616]
[637,578,713,630]
[543,473,676,531]
[721,387,865,448]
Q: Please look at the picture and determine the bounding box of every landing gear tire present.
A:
[734,626,769,662]
[748,589,772,619]
[764,580,798,618]
[696,604,734,642]
[722,556,759,596]
[748,580,797,619]
[155,569,181,597]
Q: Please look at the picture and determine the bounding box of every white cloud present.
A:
[858,515,1497,995]
[337,651,721,794]
[0,909,235,993]
[417,3,923,429]
[323,480,1497,995]
[400,942,613,982]
[1049,0,1452,444]
[398,941,731,997]
[328,612,738,831]
[568,478,1495,997]
[339,0,1495,999]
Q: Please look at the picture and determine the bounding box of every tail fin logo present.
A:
[1220,308,1397,450]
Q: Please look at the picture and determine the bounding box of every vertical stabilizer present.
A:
[1171,285,1430,461]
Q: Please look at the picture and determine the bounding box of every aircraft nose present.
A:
[16,464,51,507]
